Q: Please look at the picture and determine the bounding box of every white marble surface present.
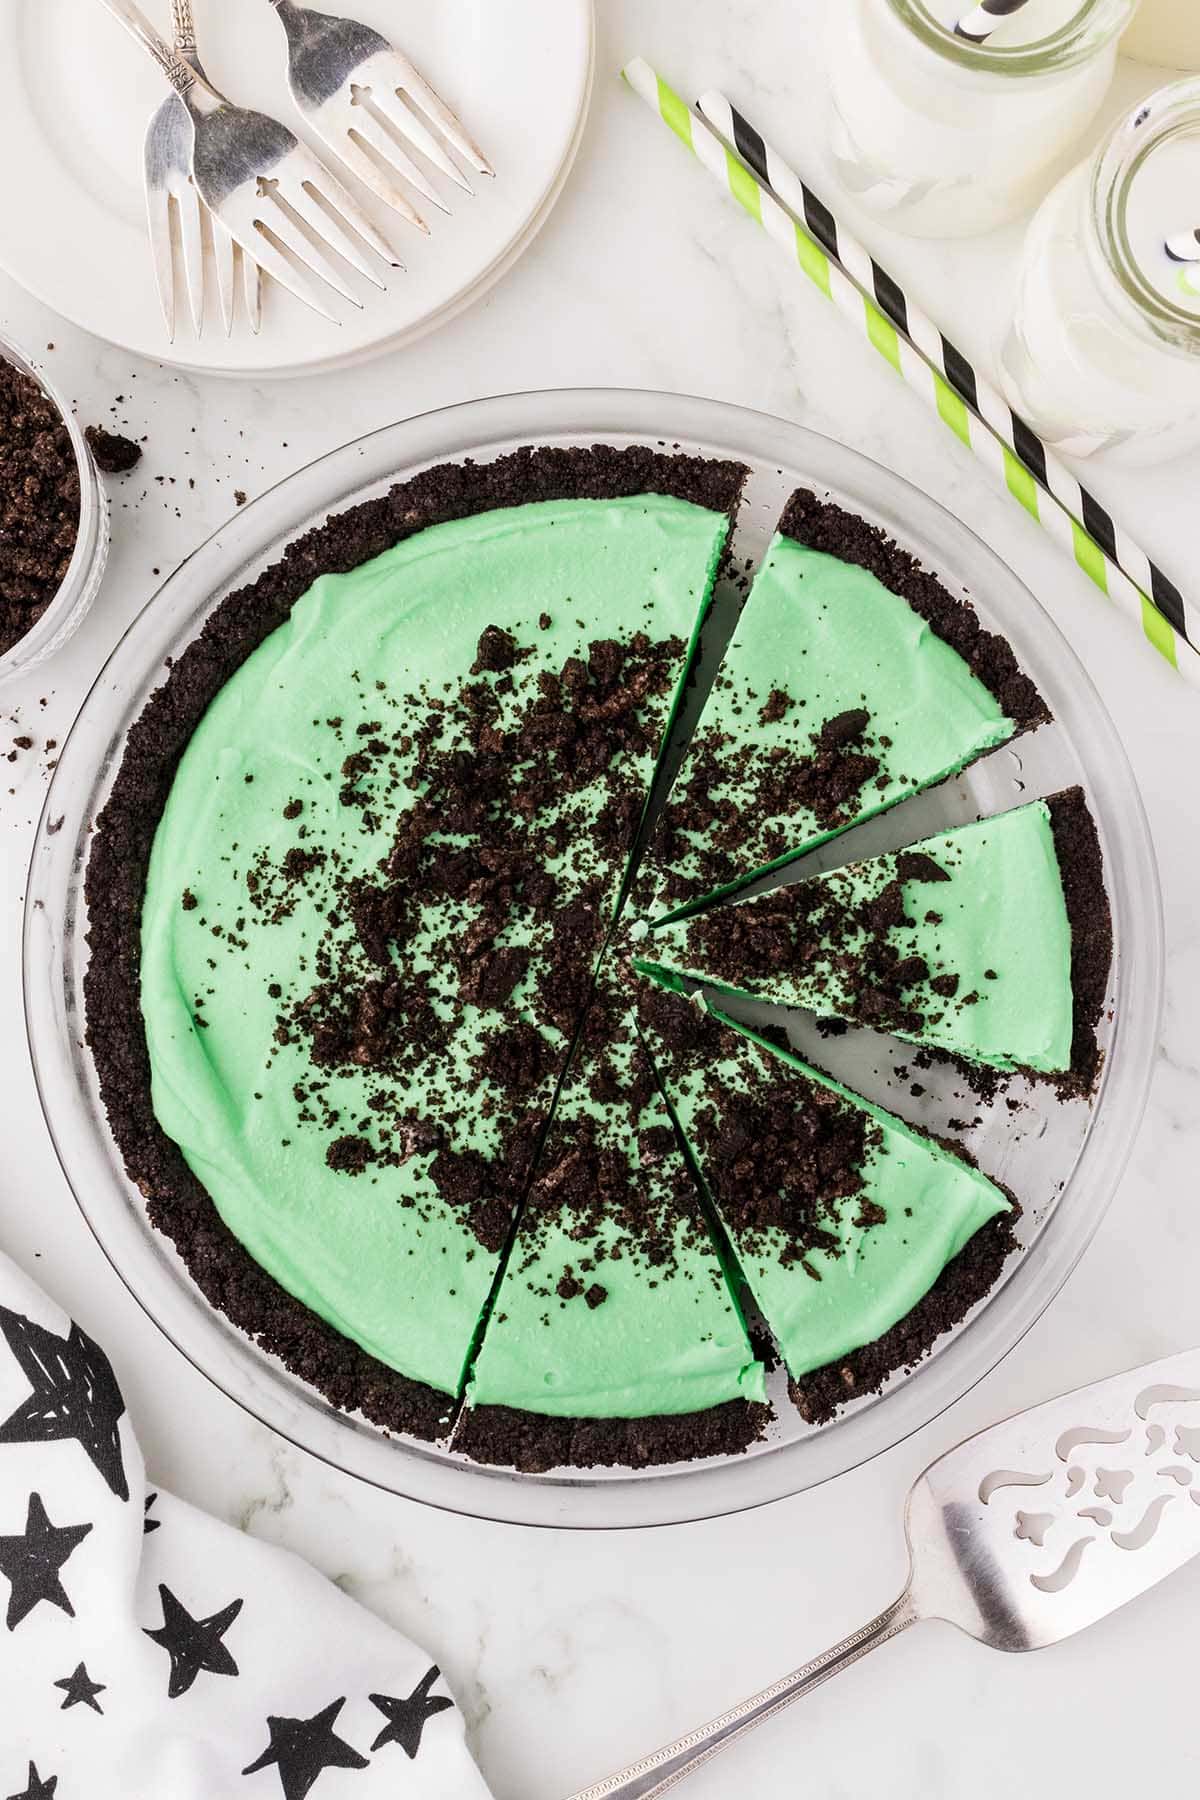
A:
[2,3,1199,1794]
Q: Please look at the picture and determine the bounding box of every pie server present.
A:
[567,1346,1200,1797]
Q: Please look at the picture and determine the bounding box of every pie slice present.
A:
[459,974,768,1470]
[635,791,1109,1079]
[141,940,564,1399]
[133,459,746,1430]
[636,981,1014,1419]
[635,488,1048,921]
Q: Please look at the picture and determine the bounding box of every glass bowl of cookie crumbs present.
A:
[0,332,109,685]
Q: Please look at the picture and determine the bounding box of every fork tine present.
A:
[256,199,364,306]
[316,118,432,232]
[368,80,474,195]
[383,52,494,179]
[211,214,236,337]
[145,182,176,343]
[291,153,405,269]
[219,217,341,324]
[177,178,206,337]
[242,247,264,335]
[347,103,447,212]
[278,178,391,290]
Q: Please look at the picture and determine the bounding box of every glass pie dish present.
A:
[23,389,1163,1528]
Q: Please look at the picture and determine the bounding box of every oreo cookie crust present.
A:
[1046,787,1111,1094]
[84,444,747,1446]
[454,1396,768,1474]
[788,1206,1018,1424]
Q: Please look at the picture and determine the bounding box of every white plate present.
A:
[0,0,594,377]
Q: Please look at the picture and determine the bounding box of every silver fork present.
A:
[99,0,401,325]
[266,0,494,231]
[568,1346,1200,1797]
[144,0,261,339]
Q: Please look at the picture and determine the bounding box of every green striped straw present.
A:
[622,56,1199,689]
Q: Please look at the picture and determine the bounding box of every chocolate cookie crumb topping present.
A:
[85,425,142,475]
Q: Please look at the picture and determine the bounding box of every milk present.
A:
[1123,1,1200,68]
[1000,84,1200,463]
[826,0,1133,237]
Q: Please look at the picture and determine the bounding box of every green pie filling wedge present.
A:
[143,957,559,1396]
[636,488,1047,921]
[636,981,1013,1401]
[461,974,767,1456]
[636,793,1096,1076]
[138,484,743,1408]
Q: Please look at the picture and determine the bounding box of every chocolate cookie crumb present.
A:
[896,851,950,884]
[326,1134,374,1174]
[472,624,519,673]
[758,688,791,726]
[85,425,142,475]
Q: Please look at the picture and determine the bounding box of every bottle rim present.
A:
[886,0,1136,77]
[1090,76,1200,352]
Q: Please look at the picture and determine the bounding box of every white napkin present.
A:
[0,1251,492,1799]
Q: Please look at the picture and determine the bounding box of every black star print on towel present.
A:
[54,1660,105,1713]
[0,1491,92,1631]
[242,1697,368,1800]
[143,1492,161,1534]
[6,1764,56,1800]
[369,1665,454,1757]
[0,1307,127,1501]
[144,1582,243,1699]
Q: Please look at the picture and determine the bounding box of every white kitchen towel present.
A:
[0,1251,492,1799]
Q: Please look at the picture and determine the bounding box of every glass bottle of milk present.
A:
[1001,78,1200,463]
[826,0,1136,237]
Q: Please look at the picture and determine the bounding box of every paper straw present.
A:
[954,0,1033,42]
[697,86,1198,662]
[619,59,1197,687]
[1165,228,1200,262]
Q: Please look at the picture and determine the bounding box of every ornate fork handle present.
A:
[565,1593,917,1800]
[170,0,197,53]
[94,0,203,96]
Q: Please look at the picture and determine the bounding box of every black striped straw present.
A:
[1165,228,1200,263]
[954,0,1034,42]
[695,86,1196,661]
